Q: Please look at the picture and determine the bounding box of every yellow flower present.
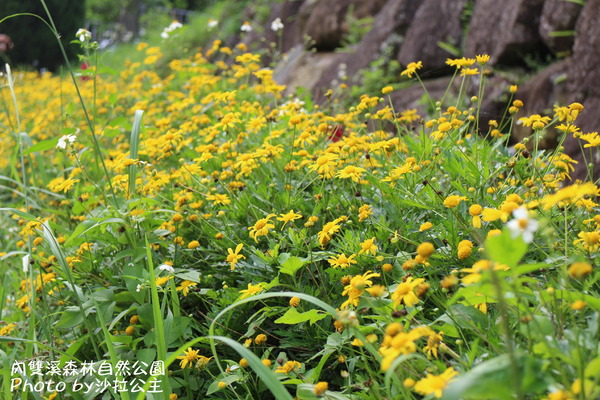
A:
[381,86,393,94]
[358,204,373,222]
[239,283,265,299]
[177,347,199,369]
[226,244,246,270]
[541,183,600,210]
[469,204,483,228]
[275,360,301,374]
[187,240,200,249]
[314,382,328,396]
[277,210,302,228]
[206,193,231,205]
[255,334,267,345]
[446,57,475,69]
[571,300,586,311]
[248,214,276,242]
[391,277,425,308]
[48,177,79,193]
[419,222,433,231]
[568,262,592,279]
[476,54,490,64]
[289,296,300,307]
[176,280,197,296]
[417,242,435,258]
[457,239,473,260]
[318,217,344,247]
[401,61,423,78]
[328,253,357,269]
[155,275,173,286]
[444,195,467,208]
[573,231,600,252]
[336,165,366,182]
[358,237,378,255]
[460,67,479,76]
[413,367,458,398]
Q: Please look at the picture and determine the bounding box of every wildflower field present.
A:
[0,21,599,400]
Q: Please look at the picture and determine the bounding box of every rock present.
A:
[567,0,600,99]
[513,60,570,146]
[465,0,547,66]
[242,1,306,55]
[310,0,423,103]
[274,45,345,95]
[539,0,582,56]
[562,0,600,180]
[301,0,388,51]
[388,76,459,118]
[344,0,422,73]
[397,0,467,74]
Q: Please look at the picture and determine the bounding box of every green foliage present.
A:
[0,0,85,71]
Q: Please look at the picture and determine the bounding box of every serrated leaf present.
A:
[274,308,327,325]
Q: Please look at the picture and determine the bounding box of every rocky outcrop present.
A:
[539,0,582,56]
[514,60,570,146]
[465,0,547,65]
[397,0,466,73]
[300,0,388,51]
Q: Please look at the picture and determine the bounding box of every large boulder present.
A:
[513,60,570,146]
[310,0,423,102]
[539,0,582,56]
[241,1,306,55]
[465,0,547,65]
[397,0,467,73]
[567,0,600,99]
[564,0,600,180]
[300,0,388,51]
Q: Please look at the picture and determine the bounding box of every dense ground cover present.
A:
[0,27,599,400]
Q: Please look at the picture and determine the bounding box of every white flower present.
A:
[158,263,175,273]
[161,21,183,39]
[240,22,252,32]
[57,133,77,149]
[506,207,538,243]
[136,284,142,292]
[208,19,218,29]
[76,28,91,42]
[270,17,284,32]
[168,21,183,30]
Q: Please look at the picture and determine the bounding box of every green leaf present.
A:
[280,256,306,276]
[55,307,84,329]
[274,308,328,325]
[485,229,527,268]
[442,353,548,400]
[24,138,59,154]
[206,374,241,395]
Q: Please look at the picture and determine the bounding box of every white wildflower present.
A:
[270,17,284,32]
[506,207,538,243]
[158,263,175,273]
[57,133,77,149]
[240,22,252,32]
[208,19,218,29]
[76,28,92,42]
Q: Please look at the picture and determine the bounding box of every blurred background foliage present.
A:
[0,0,225,71]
